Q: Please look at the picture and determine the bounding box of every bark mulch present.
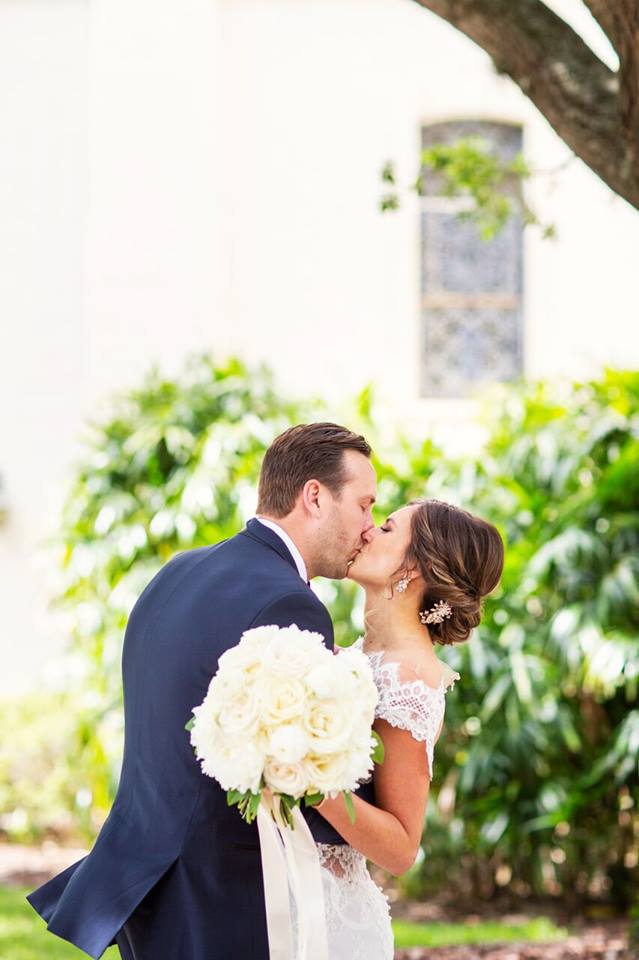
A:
[377,869,632,960]
[395,922,630,960]
[0,840,88,889]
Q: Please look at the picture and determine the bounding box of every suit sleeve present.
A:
[249,591,335,652]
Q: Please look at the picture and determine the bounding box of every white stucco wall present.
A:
[0,0,89,692]
[86,0,222,404]
[215,0,639,409]
[1,0,638,692]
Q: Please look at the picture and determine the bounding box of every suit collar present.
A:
[252,517,308,582]
[242,517,304,580]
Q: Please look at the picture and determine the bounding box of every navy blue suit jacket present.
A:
[27,519,375,959]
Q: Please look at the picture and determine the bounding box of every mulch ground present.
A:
[2,843,633,959]
[0,840,88,889]
[395,922,630,960]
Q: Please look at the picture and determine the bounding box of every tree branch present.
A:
[581,1,639,190]
[411,0,639,209]
[580,1,623,53]
[614,2,639,182]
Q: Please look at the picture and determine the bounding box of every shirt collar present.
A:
[253,517,308,583]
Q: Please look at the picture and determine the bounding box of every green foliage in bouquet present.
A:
[225,785,341,829]
[222,725,385,829]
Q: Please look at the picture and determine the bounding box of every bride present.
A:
[299,497,504,960]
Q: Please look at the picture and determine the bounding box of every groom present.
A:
[28,422,377,959]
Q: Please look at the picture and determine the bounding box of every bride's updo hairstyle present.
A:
[405,499,504,646]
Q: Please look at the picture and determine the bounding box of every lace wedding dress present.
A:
[293,636,460,960]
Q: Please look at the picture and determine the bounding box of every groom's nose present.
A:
[366,525,383,542]
[361,516,376,543]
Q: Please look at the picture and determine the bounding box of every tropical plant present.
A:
[2,358,637,916]
[45,355,314,832]
[401,371,639,909]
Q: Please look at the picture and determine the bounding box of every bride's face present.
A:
[346,504,419,589]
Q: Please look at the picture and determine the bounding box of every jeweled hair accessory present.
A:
[419,600,453,625]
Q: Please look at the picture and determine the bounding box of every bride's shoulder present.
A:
[350,636,460,694]
[385,648,460,694]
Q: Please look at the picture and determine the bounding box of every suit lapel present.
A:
[241,518,300,577]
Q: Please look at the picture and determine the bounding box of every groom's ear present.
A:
[300,478,323,517]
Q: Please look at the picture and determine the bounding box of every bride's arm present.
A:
[315,717,434,876]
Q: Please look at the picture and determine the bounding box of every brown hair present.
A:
[404,499,504,646]
[256,422,372,517]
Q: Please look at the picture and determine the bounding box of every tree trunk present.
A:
[411,0,639,210]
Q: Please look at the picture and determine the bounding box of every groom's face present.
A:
[316,451,377,579]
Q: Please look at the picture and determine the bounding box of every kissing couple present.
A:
[28,421,504,959]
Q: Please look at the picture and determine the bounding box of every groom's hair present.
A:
[256,422,372,517]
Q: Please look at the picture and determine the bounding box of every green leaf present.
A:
[371,729,385,764]
[278,793,298,830]
[343,790,356,825]
[383,137,552,239]
[247,791,262,822]
[380,161,396,185]
[184,716,195,732]
[304,792,324,807]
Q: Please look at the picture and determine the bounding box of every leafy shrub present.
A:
[41,355,313,829]
[402,371,639,908]
[0,693,98,841]
[2,358,637,912]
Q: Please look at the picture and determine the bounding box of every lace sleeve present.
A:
[375,660,459,780]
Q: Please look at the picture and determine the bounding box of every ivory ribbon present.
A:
[256,794,330,960]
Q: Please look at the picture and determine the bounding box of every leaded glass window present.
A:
[420,120,524,398]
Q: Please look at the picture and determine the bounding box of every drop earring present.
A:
[396,576,410,593]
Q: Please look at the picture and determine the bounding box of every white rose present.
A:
[335,648,379,712]
[262,635,319,678]
[351,681,378,721]
[267,724,310,763]
[302,698,353,754]
[336,645,371,676]
[239,625,281,648]
[196,734,263,794]
[208,666,253,708]
[253,724,273,758]
[306,661,350,699]
[217,685,261,736]
[276,623,328,656]
[188,625,379,801]
[263,759,309,797]
[340,739,376,791]
[303,751,349,794]
[259,675,307,725]
[218,642,262,673]
[190,698,220,758]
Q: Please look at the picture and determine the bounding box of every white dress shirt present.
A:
[253,516,309,583]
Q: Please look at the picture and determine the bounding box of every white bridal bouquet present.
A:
[186,624,383,827]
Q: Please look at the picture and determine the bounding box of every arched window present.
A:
[420,120,524,398]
